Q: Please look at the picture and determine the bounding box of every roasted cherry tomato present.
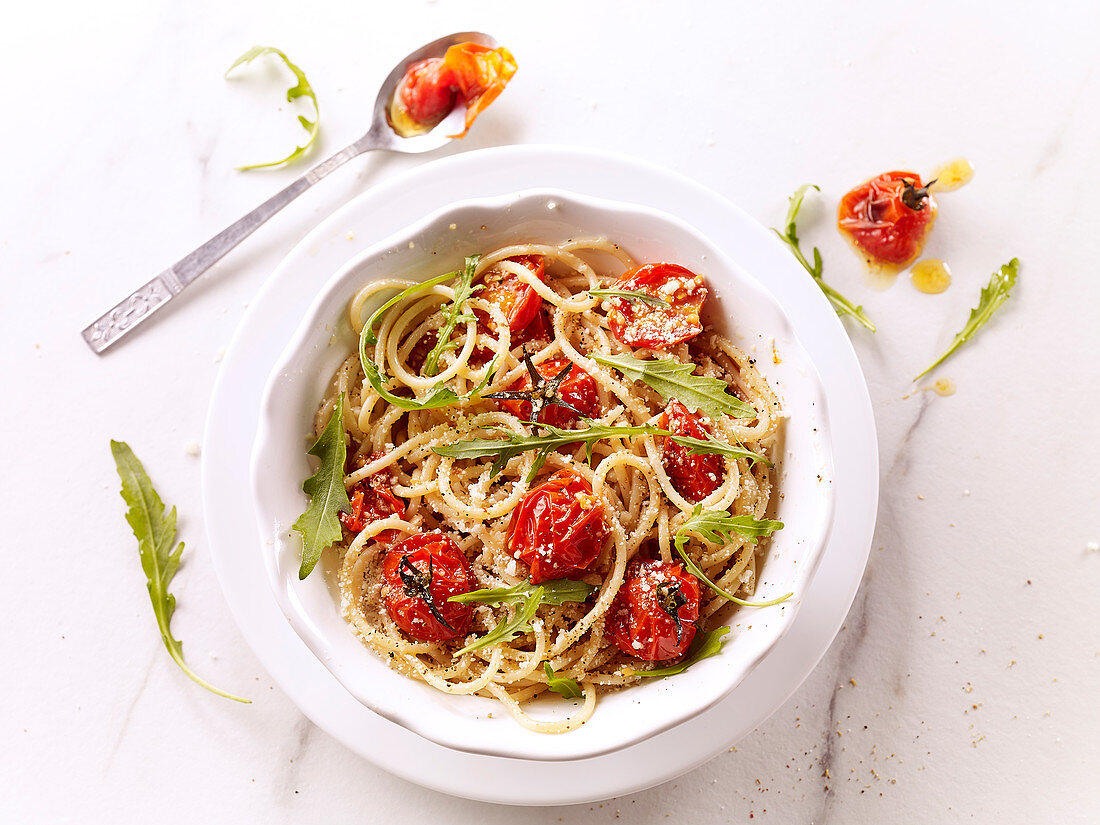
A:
[392,58,456,133]
[341,453,406,543]
[607,558,701,662]
[381,533,475,642]
[607,263,708,349]
[837,171,937,267]
[389,43,517,138]
[496,357,600,427]
[511,306,552,348]
[506,468,607,583]
[478,255,547,335]
[659,400,724,502]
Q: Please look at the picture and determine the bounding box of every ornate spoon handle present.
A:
[81,136,377,354]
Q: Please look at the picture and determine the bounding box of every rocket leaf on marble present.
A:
[111,440,250,703]
[226,46,319,169]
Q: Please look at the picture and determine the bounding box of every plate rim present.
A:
[202,143,878,805]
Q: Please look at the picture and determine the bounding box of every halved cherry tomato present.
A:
[381,533,475,642]
[837,171,936,267]
[607,263,708,349]
[496,357,600,427]
[390,43,517,138]
[506,468,607,583]
[607,558,701,662]
[478,255,547,334]
[341,453,406,543]
[659,400,724,502]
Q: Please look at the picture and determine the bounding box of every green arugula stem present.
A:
[226,46,319,170]
[674,545,792,608]
[773,184,876,333]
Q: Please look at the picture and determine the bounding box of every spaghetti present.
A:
[311,238,782,733]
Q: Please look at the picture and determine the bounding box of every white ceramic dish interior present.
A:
[251,188,835,762]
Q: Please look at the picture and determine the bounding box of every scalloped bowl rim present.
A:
[250,188,836,761]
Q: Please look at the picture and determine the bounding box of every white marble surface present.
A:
[4,1,1099,821]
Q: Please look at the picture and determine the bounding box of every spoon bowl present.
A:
[366,31,499,153]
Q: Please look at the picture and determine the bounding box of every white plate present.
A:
[252,188,836,761]
[202,145,877,804]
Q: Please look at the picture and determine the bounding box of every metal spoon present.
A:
[82,31,498,354]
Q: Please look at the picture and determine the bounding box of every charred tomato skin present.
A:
[381,533,475,642]
[659,400,725,502]
[837,171,937,267]
[607,263,708,349]
[497,357,601,427]
[506,468,608,583]
[340,452,406,544]
[607,559,702,662]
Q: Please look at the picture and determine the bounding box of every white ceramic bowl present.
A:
[251,188,835,762]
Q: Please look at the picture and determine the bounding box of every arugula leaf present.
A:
[292,394,352,579]
[673,505,784,551]
[226,46,319,170]
[592,353,758,420]
[422,256,481,376]
[449,578,597,606]
[914,258,1019,380]
[544,663,584,699]
[632,626,730,677]
[111,441,250,703]
[432,422,663,483]
[358,279,498,413]
[670,430,771,467]
[360,269,464,348]
[453,590,542,655]
[673,505,791,607]
[772,184,876,333]
[588,288,671,308]
[449,579,595,656]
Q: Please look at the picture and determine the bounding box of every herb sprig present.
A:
[543,663,584,699]
[631,626,730,677]
[292,394,352,579]
[360,270,464,348]
[432,422,664,482]
[673,506,791,608]
[111,441,250,703]
[422,256,482,376]
[592,353,758,420]
[588,288,671,308]
[449,579,596,656]
[773,184,876,332]
[914,258,1019,380]
[226,46,319,170]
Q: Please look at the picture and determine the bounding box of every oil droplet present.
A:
[932,378,956,396]
[930,158,974,192]
[911,259,952,294]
